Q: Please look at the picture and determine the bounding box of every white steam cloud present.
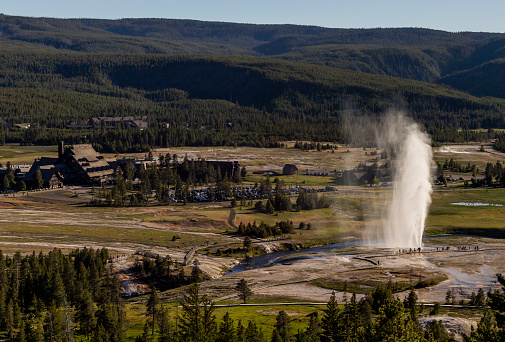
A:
[378,112,433,248]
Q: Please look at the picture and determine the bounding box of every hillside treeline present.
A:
[1,54,505,151]
[2,15,505,99]
[1,16,498,56]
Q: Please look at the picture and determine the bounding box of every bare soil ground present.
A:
[419,315,477,341]
[105,145,378,173]
[434,143,505,169]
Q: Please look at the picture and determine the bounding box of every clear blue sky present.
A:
[3,0,505,33]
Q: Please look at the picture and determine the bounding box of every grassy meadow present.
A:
[0,144,58,164]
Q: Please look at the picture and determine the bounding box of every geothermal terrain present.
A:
[1,142,505,339]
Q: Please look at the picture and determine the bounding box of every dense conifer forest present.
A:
[1,15,505,96]
[1,52,505,152]
[1,15,505,151]
[1,247,505,341]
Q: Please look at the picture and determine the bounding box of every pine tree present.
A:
[265,199,275,215]
[217,312,235,342]
[43,302,65,342]
[17,319,26,342]
[342,293,363,341]
[158,307,171,342]
[236,320,245,342]
[272,311,291,342]
[320,292,340,342]
[302,312,321,342]
[2,175,10,191]
[245,321,265,342]
[425,320,455,342]
[34,167,44,189]
[75,288,96,339]
[476,288,486,306]
[147,287,160,336]
[179,283,216,342]
[235,279,253,304]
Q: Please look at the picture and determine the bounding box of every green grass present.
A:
[245,174,336,187]
[0,222,230,250]
[426,189,505,235]
[157,296,327,339]
[0,144,58,164]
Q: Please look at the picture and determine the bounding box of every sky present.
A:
[3,0,505,33]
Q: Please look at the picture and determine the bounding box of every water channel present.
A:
[228,240,363,273]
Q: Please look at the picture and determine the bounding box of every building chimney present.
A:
[58,141,64,159]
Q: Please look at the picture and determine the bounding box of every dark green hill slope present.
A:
[1,53,504,132]
[1,15,497,55]
[2,15,505,100]
[278,45,453,82]
[439,58,505,98]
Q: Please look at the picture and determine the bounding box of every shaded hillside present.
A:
[2,15,505,99]
[439,58,505,98]
[2,52,503,117]
[1,15,497,55]
[278,45,454,82]
[0,53,504,151]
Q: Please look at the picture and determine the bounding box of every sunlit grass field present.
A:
[426,189,505,235]
[0,144,58,164]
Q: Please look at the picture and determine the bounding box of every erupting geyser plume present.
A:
[380,112,433,248]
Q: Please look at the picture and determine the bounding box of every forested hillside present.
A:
[0,52,504,151]
[1,15,505,151]
[1,15,505,98]
[439,59,505,98]
[1,15,497,55]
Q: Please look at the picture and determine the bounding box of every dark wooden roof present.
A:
[283,164,298,171]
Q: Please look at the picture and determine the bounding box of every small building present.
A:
[335,163,394,186]
[90,116,148,130]
[24,157,64,189]
[283,164,298,175]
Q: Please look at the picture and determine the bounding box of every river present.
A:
[228,240,363,273]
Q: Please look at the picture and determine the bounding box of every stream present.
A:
[228,240,363,273]
[228,234,454,274]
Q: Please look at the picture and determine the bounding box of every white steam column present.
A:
[382,118,433,248]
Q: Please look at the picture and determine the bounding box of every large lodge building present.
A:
[20,142,241,189]
[24,142,115,188]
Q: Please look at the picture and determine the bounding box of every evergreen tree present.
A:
[243,236,252,250]
[179,283,216,342]
[34,167,44,189]
[341,293,364,341]
[272,311,291,342]
[2,175,10,191]
[147,287,160,336]
[75,288,96,340]
[320,292,340,342]
[158,307,172,342]
[425,320,455,342]
[43,302,65,342]
[245,321,265,342]
[298,312,321,342]
[465,310,499,341]
[265,199,275,215]
[485,273,505,339]
[217,312,235,342]
[235,279,253,304]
